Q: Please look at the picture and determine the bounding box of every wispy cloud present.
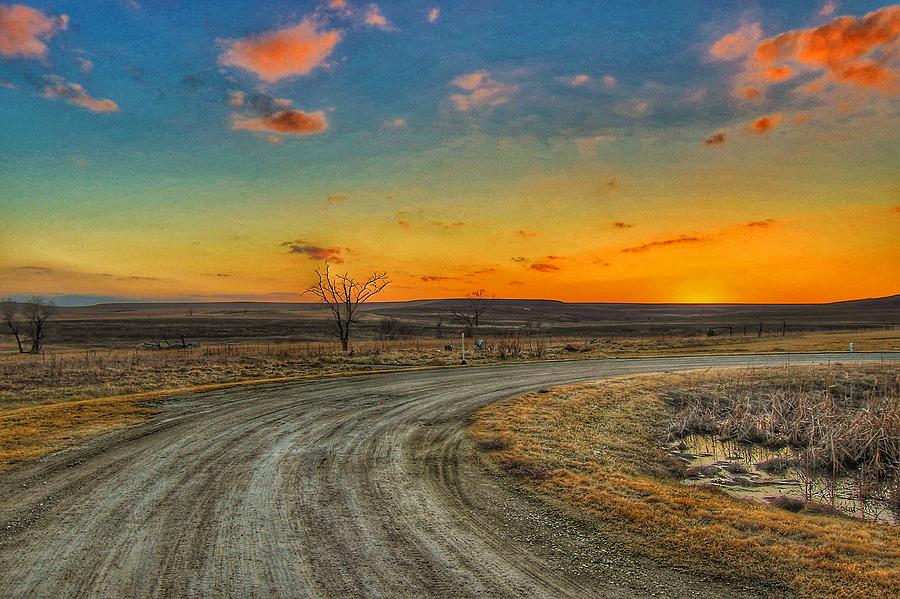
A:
[622,235,705,254]
[708,22,763,62]
[515,229,539,239]
[230,93,328,138]
[743,218,778,228]
[42,76,119,113]
[568,74,591,86]
[529,263,560,273]
[704,131,726,146]
[427,7,440,24]
[382,116,407,129]
[364,4,393,30]
[621,219,780,254]
[448,70,519,111]
[613,98,650,118]
[819,2,838,18]
[232,110,328,136]
[281,240,345,263]
[78,57,94,74]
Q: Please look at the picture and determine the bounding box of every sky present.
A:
[1,0,898,305]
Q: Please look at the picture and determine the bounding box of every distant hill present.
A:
[41,294,900,325]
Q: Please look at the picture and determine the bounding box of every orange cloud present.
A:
[516,229,539,238]
[421,275,459,282]
[704,131,726,146]
[569,74,591,86]
[325,194,351,203]
[746,112,784,134]
[232,109,328,136]
[752,6,900,92]
[42,76,119,113]
[836,60,891,87]
[364,4,391,29]
[449,70,519,111]
[737,86,762,100]
[219,18,342,82]
[612,221,634,229]
[622,235,705,254]
[709,22,763,61]
[0,4,67,58]
[765,65,793,80]
[529,263,560,273]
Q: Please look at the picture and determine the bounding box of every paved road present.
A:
[1,353,895,598]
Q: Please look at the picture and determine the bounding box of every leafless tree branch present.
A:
[303,263,390,352]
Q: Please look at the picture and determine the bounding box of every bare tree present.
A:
[24,297,55,353]
[1,299,24,353]
[304,264,390,352]
[453,288,492,330]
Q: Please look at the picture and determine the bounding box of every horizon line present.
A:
[5,293,897,309]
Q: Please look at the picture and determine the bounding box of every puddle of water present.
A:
[669,434,898,524]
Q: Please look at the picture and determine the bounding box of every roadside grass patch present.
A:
[470,366,900,599]
[0,396,155,471]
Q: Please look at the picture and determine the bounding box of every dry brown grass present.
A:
[0,395,155,471]
[0,328,894,478]
[3,329,895,412]
[470,366,900,599]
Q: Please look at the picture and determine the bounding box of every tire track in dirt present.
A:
[0,353,894,598]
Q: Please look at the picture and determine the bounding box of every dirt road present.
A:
[1,353,895,598]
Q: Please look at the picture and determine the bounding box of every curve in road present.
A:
[1,353,895,598]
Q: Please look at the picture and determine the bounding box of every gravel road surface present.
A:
[1,353,895,598]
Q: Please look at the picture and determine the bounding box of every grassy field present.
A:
[3,329,897,411]
[0,328,896,474]
[470,365,900,599]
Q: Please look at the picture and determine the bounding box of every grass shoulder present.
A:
[469,366,900,599]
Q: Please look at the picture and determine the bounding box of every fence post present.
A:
[460,332,466,364]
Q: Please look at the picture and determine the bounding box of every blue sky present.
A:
[1,1,898,303]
